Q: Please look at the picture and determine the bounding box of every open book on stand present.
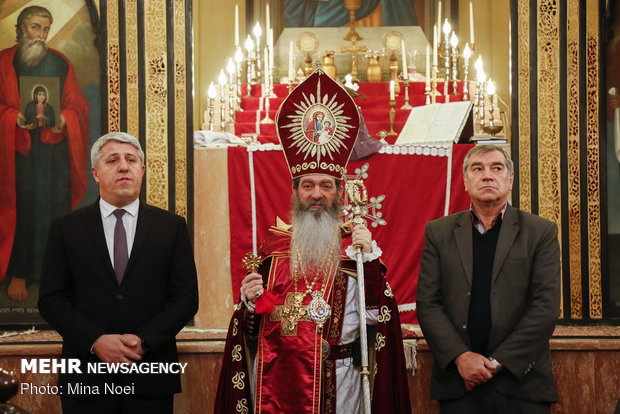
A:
[395,101,474,145]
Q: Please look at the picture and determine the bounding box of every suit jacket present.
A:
[417,205,560,402]
[38,199,198,397]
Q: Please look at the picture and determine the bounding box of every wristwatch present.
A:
[488,356,502,370]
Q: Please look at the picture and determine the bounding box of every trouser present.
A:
[439,382,551,414]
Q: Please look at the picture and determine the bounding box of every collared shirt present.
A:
[470,203,508,234]
[99,197,140,268]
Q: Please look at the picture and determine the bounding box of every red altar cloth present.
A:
[227,144,474,324]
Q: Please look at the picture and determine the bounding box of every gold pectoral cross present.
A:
[269,292,311,336]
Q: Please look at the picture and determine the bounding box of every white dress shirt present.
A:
[99,197,140,268]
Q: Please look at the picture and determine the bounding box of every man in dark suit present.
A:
[417,144,560,413]
[38,132,198,414]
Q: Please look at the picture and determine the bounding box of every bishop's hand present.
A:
[351,222,373,253]
[241,272,264,304]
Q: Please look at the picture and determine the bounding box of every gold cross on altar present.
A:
[341,40,367,82]
[269,292,311,336]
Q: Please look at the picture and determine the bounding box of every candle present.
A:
[208,82,216,99]
[227,57,236,76]
[469,0,475,45]
[463,43,472,60]
[253,22,262,50]
[288,40,294,80]
[426,45,431,82]
[433,24,438,66]
[450,32,458,48]
[437,0,442,34]
[401,39,408,80]
[218,70,227,87]
[234,4,239,47]
[264,47,269,83]
[389,80,395,101]
[443,19,451,43]
[266,3,270,34]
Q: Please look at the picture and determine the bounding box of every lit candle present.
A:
[475,55,483,77]
[266,3,270,35]
[227,57,236,76]
[433,24,438,66]
[437,0,442,35]
[253,22,262,50]
[443,19,451,43]
[486,79,496,95]
[208,82,216,99]
[218,70,227,88]
[288,40,294,81]
[469,0,475,45]
[264,47,269,83]
[270,28,274,68]
[389,80,395,101]
[234,4,239,47]
[450,32,458,49]
[463,43,472,60]
[425,45,431,83]
[401,39,408,80]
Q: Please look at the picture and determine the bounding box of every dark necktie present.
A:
[113,209,128,283]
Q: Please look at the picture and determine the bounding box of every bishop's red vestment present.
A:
[215,225,412,413]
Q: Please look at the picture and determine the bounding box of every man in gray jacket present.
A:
[417,144,560,413]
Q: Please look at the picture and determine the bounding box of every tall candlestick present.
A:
[269,28,274,80]
[450,33,458,95]
[207,82,216,131]
[234,4,239,47]
[263,47,269,97]
[437,0,442,35]
[218,70,227,131]
[486,79,496,126]
[426,45,431,80]
[288,40,294,81]
[227,58,236,124]
[433,24,438,66]
[401,39,408,80]
[389,80,395,101]
[424,49,431,105]
[388,96,397,136]
[469,0,475,45]
[253,22,262,49]
[266,3,270,35]
[462,43,472,100]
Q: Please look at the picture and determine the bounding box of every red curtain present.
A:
[227,144,473,324]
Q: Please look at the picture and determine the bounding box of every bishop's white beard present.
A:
[17,38,48,68]
[290,194,342,274]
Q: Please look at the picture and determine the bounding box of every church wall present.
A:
[101,0,193,221]
[511,0,607,319]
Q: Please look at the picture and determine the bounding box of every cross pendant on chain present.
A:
[269,292,311,336]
